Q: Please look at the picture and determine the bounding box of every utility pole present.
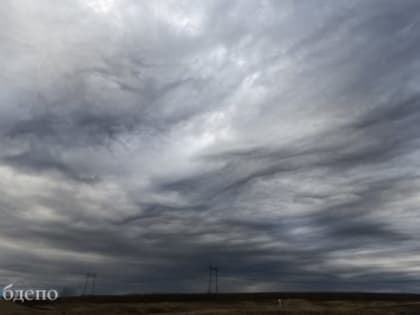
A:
[91,273,96,295]
[215,266,218,294]
[208,266,212,294]
[82,273,89,296]
[207,265,219,294]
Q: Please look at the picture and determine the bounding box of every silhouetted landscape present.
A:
[2,293,420,314]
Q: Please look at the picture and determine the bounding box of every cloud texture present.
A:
[1,0,420,294]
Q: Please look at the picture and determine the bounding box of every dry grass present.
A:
[2,298,420,315]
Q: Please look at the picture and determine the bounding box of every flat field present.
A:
[2,293,420,315]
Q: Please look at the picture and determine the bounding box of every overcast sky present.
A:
[2,0,420,294]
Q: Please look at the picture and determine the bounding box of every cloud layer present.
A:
[1,0,420,294]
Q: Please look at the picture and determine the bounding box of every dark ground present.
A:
[4,292,420,314]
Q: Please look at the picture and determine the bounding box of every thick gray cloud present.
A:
[1,0,420,294]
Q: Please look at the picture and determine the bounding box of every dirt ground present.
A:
[2,298,420,315]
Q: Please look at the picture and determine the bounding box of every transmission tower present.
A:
[207,265,219,294]
[81,272,97,296]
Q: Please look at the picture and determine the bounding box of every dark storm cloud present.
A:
[1,0,420,294]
